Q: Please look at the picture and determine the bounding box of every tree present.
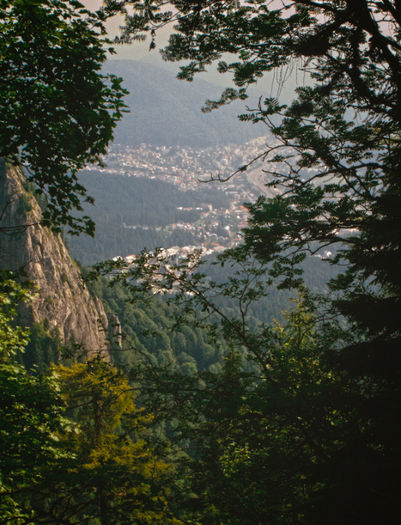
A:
[0,0,127,234]
[108,263,346,524]
[117,2,401,523]
[0,274,179,523]
[41,357,180,524]
[0,273,66,524]
[186,299,340,525]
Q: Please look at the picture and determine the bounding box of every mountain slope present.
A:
[105,60,265,147]
[0,161,112,355]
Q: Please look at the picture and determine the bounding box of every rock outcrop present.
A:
[0,161,110,355]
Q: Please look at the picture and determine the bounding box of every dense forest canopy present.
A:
[1,0,401,523]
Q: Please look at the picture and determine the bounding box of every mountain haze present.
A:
[105,60,265,147]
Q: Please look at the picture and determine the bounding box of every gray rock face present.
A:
[0,161,110,356]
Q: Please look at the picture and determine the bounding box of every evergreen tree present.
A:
[41,357,180,524]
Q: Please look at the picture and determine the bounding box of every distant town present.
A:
[84,137,282,256]
[78,136,318,262]
[100,136,271,190]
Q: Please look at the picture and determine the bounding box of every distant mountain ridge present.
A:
[105,60,265,147]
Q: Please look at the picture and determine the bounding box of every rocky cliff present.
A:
[0,161,111,355]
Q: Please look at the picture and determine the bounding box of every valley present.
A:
[70,136,281,264]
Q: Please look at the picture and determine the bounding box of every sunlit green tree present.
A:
[0,273,66,524]
[43,357,180,524]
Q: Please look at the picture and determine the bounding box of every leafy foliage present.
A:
[0,275,179,523]
[42,357,180,524]
[0,275,66,523]
[89,273,231,374]
[0,0,127,234]
[179,299,342,525]
[0,271,32,359]
[2,0,401,522]
[115,1,401,522]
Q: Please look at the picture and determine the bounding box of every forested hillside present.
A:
[70,170,230,263]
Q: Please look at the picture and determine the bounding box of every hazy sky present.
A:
[83,0,168,61]
[83,1,301,101]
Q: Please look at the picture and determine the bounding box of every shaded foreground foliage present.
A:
[111,0,401,522]
[0,0,127,234]
[1,0,401,523]
[91,246,350,524]
[0,1,178,522]
[0,276,180,524]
